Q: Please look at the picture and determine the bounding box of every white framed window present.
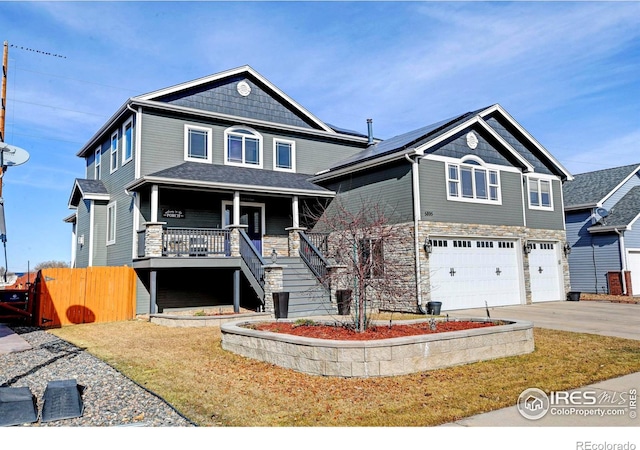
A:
[446,158,500,204]
[528,177,553,210]
[94,147,102,180]
[110,131,118,173]
[224,126,263,168]
[273,138,296,172]
[106,202,117,245]
[122,117,134,165]
[184,124,212,163]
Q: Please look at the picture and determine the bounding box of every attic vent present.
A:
[236,81,251,97]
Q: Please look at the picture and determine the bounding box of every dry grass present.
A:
[49,320,640,427]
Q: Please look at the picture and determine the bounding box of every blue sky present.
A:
[0,1,638,273]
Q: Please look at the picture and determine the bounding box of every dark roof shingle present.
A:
[563,164,640,207]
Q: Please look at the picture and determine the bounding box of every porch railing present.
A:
[239,229,265,290]
[299,231,329,287]
[306,232,329,255]
[163,228,230,257]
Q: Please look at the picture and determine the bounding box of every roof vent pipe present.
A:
[367,118,374,145]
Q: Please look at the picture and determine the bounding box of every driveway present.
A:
[448,300,640,340]
[443,300,640,427]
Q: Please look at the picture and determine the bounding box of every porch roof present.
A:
[126,162,335,197]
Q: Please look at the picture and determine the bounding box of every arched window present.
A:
[446,156,501,204]
[224,126,263,168]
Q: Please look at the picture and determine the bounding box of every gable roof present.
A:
[588,186,640,232]
[563,163,640,209]
[134,65,335,133]
[77,66,371,158]
[313,104,570,182]
[68,179,110,208]
[125,162,334,198]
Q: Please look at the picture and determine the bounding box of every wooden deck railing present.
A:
[162,228,230,257]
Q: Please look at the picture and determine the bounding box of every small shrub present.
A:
[193,310,206,317]
[294,319,317,327]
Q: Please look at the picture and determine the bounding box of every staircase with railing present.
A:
[239,229,265,300]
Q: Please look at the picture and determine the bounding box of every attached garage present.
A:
[627,250,640,297]
[428,237,524,310]
[528,241,564,302]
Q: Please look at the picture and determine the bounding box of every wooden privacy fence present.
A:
[37,267,136,328]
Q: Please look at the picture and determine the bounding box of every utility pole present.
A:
[0,40,7,198]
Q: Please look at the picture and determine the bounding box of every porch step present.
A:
[279,257,336,318]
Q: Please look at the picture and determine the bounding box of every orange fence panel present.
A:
[36,267,136,328]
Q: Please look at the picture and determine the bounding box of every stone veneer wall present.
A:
[418,222,570,305]
[321,221,571,313]
[221,318,534,378]
[262,235,288,259]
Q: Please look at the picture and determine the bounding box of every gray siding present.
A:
[92,201,108,266]
[484,114,554,175]
[321,162,414,226]
[624,226,640,249]
[419,160,525,227]
[75,200,91,268]
[139,111,364,177]
[603,173,640,211]
[525,179,565,230]
[566,210,621,293]
[156,76,317,130]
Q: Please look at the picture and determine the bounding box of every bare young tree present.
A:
[306,195,417,332]
[33,260,70,271]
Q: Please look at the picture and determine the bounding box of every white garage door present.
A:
[627,250,640,297]
[429,238,523,310]
[528,241,563,302]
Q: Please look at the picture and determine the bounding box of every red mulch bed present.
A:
[249,320,497,341]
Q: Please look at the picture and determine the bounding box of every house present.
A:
[563,163,640,296]
[66,65,573,316]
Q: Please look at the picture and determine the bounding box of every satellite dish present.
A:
[0,143,30,166]
[596,207,609,218]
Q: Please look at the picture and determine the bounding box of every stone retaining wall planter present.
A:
[221,318,534,378]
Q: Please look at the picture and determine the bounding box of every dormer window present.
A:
[446,157,500,204]
[224,126,263,168]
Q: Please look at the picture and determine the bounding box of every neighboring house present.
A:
[66,65,574,316]
[563,163,640,296]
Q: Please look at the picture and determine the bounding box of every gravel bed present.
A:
[1,327,195,427]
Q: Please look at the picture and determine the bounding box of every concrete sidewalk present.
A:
[443,301,640,427]
[0,324,32,354]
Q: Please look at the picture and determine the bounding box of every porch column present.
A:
[233,269,240,313]
[285,227,306,257]
[233,191,240,225]
[144,221,167,258]
[150,270,158,314]
[151,184,159,222]
[327,262,348,307]
[227,224,248,257]
[292,195,299,228]
[263,263,284,315]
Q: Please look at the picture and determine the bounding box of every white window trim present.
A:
[110,130,119,174]
[122,116,134,165]
[446,158,502,205]
[106,202,117,246]
[273,138,296,172]
[527,176,554,211]
[94,147,101,180]
[183,124,213,163]
[224,126,263,169]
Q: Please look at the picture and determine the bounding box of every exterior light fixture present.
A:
[563,242,572,256]
[523,241,532,255]
[423,238,432,254]
[271,248,278,264]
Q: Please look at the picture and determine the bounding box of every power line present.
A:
[9,44,66,59]
[7,131,87,146]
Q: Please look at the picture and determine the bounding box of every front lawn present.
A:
[50,321,640,426]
